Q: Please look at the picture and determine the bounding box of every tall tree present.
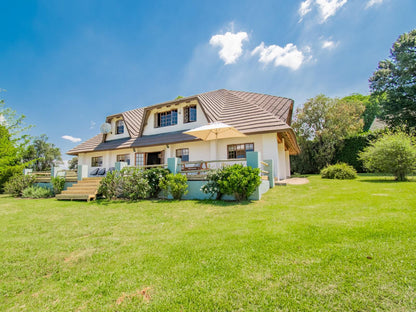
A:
[342,94,381,132]
[292,94,365,171]
[369,29,416,129]
[68,157,78,170]
[22,135,62,171]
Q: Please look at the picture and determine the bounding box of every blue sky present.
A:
[1,0,415,160]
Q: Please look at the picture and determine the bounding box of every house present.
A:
[67,89,300,180]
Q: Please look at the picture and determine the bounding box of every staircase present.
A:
[56,177,102,201]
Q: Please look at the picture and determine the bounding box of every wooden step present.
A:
[56,194,96,201]
[55,177,102,201]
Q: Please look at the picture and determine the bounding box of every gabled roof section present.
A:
[67,89,299,155]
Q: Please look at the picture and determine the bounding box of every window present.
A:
[184,105,197,123]
[135,153,146,167]
[116,120,124,134]
[117,154,130,165]
[227,143,254,159]
[91,156,103,167]
[156,109,178,127]
[176,148,189,162]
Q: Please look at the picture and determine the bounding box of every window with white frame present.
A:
[155,109,178,127]
[135,153,146,167]
[176,148,189,162]
[91,156,103,167]
[116,120,124,134]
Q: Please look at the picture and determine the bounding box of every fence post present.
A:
[23,168,33,175]
[51,166,58,178]
[115,161,127,171]
[167,157,181,174]
[246,151,261,170]
[77,165,88,181]
[264,159,274,188]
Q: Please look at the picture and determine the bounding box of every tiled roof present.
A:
[67,89,300,155]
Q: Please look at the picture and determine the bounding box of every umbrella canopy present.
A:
[184,122,246,141]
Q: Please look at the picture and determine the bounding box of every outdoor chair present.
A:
[97,168,106,176]
[89,168,100,176]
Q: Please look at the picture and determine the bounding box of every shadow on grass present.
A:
[195,199,252,206]
[359,178,416,183]
[93,198,251,207]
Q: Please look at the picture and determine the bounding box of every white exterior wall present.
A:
[142,99,209,136]
[285,150,291,178]
[105,117,130,141]
[78,133,285,178]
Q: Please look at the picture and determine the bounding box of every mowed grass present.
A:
[0,175,415,311]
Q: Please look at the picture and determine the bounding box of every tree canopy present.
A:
[369,29,416,129]
[22,134,62,171]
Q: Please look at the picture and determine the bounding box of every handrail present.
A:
[260,161,269,167]
[260,170,269,174]
[137,164,168,169]
[183,159,246,165]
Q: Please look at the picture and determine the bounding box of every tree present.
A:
[292,94,365,172]
[359,131,416,181]
[369,29,416,129]
[22,135,62,171]
[342,94,381,131]
[68,157,78,170]
[0,96,33,192]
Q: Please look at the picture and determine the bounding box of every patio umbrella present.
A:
[183,122,246,141]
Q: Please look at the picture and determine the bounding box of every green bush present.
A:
[121,167,151,200]
[4,174,36,197]
[201,167,230,200]
[217,164,261,201]
[320,163,357,180]
[51,176,65,195]
[22,186,53,198]
[159,173,188,200]
[98,171,123,200]
[142,167,169,198]
[359,131,416,181]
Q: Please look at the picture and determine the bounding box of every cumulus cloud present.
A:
[322,40,338,49]
[62,135,81,143]
[209,31,248,64]
[251,42,305,70]
[298,0,313,21]
[316,0,348,22]
[365,0,383,9]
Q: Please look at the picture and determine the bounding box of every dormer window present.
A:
[156,109,178,127]
[184,105,197,123]
[116,120,124,134]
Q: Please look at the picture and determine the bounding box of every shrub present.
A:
[51,176,65,195]
[4,174,36,197]
[22,186,53,198]
[217,164,261,201]
[143,167,169,198]
[201,167,230,200]
[98,171,123,200]
[159,173,188,200]
[320,163,357,180]
[359,131,416,181]
[121,167,151,200]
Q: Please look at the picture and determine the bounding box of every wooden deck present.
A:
[56,177,102,201]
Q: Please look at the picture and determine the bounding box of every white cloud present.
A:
[316,0,348,22]
[365,0,383,9]
[298,0,313,21]
[62,135,81,143]
[322,40,338,49]
[0,114,5,125]
[209,31,248,64]
[90,120,96,129]
[251,42,305,70]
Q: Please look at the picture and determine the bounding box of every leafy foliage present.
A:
[321,163,357,180]
[22,186,53,198]
[68,157,78,170]
[22,134,62,171]
[201,168,231,200]
[98,171,123,200]
[51,176,65,195]
[121,167,151,200]
[369,29,416,129]
[292,94,365,172]
[142,167,169,198]
[216,164,261,201]
[159,173,188,200]
[359,131,416,181]
[342,94,381,132]
[4,174,36,197]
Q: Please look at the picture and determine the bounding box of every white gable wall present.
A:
[142,99,209,136]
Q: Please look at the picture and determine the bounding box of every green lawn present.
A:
[1,175,415,311]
